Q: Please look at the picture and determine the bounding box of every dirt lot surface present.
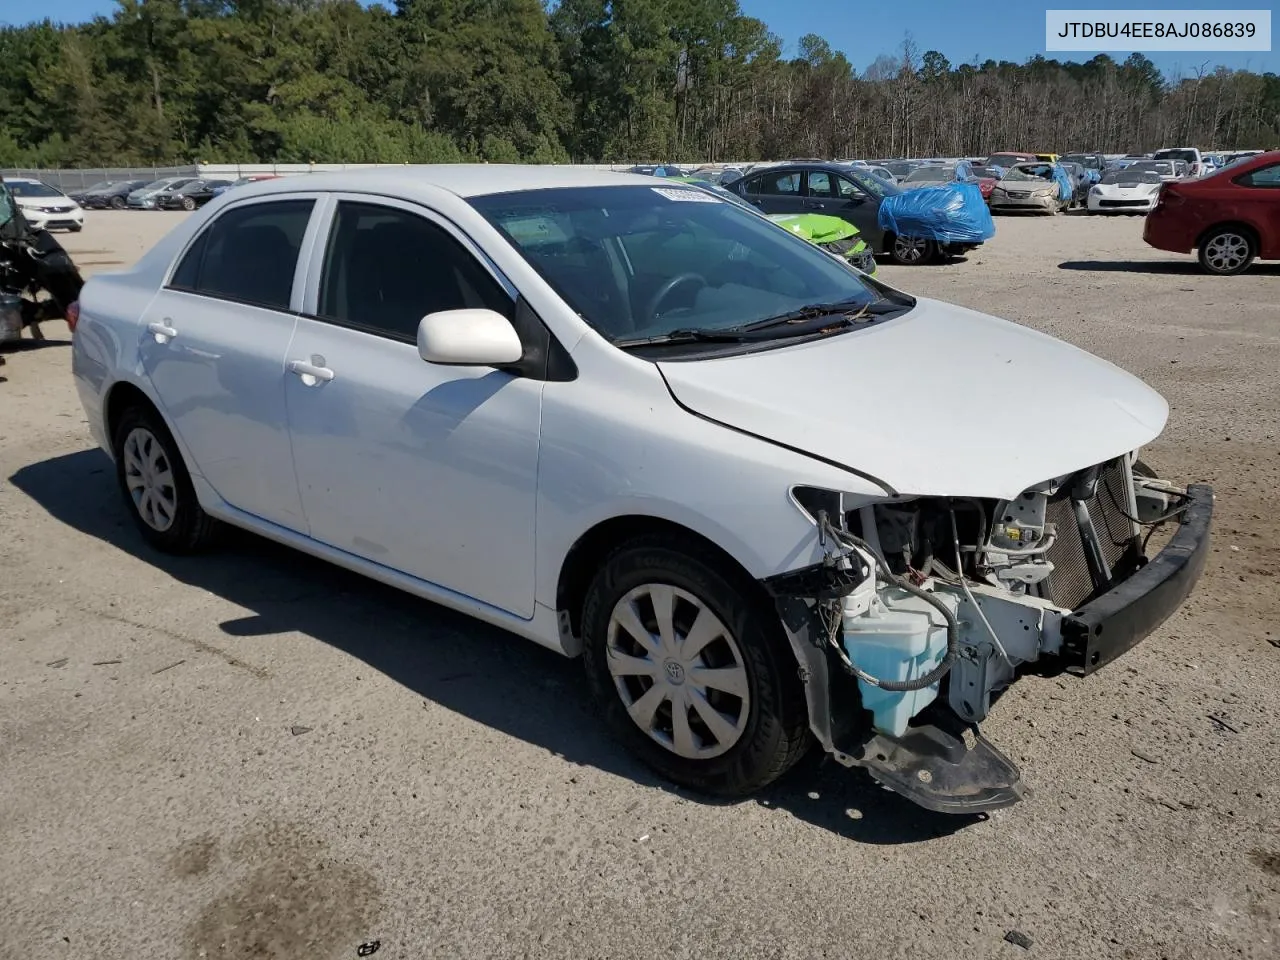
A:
[2,210,1277,960]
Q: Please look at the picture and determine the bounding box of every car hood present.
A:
[768,213,860,242]
[1096,181,1160,194]
[15,197,73,208]
[656,297,1168,500]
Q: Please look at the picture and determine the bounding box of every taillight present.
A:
[65,300,80,333]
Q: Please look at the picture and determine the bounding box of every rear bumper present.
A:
[1142,210,1195,253]
[1060,482,1213,675]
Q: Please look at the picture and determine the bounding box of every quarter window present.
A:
[316,202,511,341]
[1239,163,1280,187]
[169,199,314,311]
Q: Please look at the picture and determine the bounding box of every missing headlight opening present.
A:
[776,455,1210,814]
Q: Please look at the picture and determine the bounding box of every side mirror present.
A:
[417,308,524,367]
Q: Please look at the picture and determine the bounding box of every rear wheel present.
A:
[111,404,218,553]
[581,536,810,796]
[888,234,937,266]
[1197,227,1255,275]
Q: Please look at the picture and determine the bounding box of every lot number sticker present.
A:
[651,187,721,203]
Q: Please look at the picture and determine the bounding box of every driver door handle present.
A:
[288,359,335,383]
[147,321,178,343]
[803,200,826,209]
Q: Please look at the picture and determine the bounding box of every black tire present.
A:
[111,404,218,553]
[110,196,126,210]
[181,197,196,211]
[1197,226,1256,276]
[69,224,82,233]
[887,234,937,266]
[581,535,811,797]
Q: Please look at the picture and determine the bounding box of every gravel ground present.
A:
[1,210,1277,960]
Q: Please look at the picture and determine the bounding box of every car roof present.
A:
[234,164,661,200]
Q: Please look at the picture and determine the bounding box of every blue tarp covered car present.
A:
[878,181,996,247]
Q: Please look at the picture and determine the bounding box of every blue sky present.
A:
[5,0,1275,77]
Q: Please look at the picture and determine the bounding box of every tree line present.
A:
[1,0,1277,168]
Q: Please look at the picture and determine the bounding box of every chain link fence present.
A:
[0,166,199,192]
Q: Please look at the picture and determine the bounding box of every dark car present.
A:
[83,180,154,210]
[67,181,113,204]
[1144,150,1280,275]
[154,179,233,211]
[727,161,981,265]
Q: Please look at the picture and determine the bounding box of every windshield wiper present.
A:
[614,327,756,347]
[614,297,913,349]
[742,296,910,332]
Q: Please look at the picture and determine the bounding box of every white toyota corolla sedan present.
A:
[69,167,1212,813]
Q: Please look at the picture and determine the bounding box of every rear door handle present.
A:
[147,321,178,343]
[803,200,826,209]
[288,359,335,384]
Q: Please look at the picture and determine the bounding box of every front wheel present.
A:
[1198,227,1255,275]
[887,234,937,266]
[181,197,197,211]
[581,537,810,796]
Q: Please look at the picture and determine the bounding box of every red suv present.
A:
[1144,151,1280,275]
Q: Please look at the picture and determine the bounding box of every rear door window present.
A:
[168,199,315,310]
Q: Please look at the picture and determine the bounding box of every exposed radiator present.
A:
[1043,458,1141,609]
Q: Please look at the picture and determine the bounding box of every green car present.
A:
[765,212,878,278]
[667,177,878,277]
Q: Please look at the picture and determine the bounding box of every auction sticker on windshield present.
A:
[651,187,721,202]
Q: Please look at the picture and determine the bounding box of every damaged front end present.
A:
[765,454,1213,814]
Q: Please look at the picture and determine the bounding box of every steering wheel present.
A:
[644,273,707,323]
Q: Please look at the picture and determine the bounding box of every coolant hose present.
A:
[820,515,959,692]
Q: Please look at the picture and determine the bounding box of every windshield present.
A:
[682,180,765,215]
[1003,164,1055,182]
[1129,161,1174,177]
[1154,149,1197,163]
[884,161,914,178]
[844,168,901,197]
[1101,170,1162,185]
[469,185,901,345]
[8,181,64,198]
[905,166,951,183]
[987,153,1032,168]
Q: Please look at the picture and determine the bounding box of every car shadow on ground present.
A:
[10,448,984,845]
[1059,259,1280,276]
[0,335,72,352]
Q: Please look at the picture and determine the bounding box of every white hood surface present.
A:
[657,298,1169,501]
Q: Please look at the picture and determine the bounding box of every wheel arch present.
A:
[103,379,160,447]
[1195,220,1259,252]
[555,514,774,654]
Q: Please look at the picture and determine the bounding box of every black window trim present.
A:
[1232,162,1280,189]
[163,194,320,314]
[300,192,576,382]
